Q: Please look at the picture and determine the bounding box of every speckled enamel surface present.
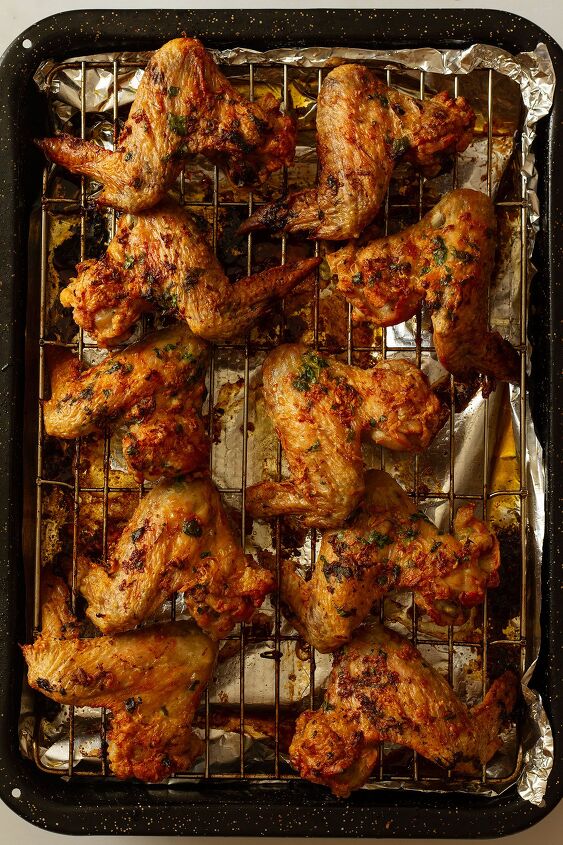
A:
[0,8,560,838]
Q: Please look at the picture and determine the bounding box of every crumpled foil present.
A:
[23,40,555,804]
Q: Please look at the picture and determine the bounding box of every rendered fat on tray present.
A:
[19,33,552,796]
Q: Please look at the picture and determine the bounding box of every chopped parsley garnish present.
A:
[168,86,180,97]
[307,440,321,452]
[124,255,135,269]
[362,530,392,549]
[167,113,188,135]
[292,351,329,392]
[432,236,448,266]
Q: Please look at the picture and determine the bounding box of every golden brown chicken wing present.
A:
[281,470,500,652]
[60,199,320,346]
[78,475,274,639]
[239,64,474,240]
[290,622,518,797]
[43,323,209,482]
[245,345,446,528]
[37,37,296,212]
[23,578,217,782]
[328,189,520,383]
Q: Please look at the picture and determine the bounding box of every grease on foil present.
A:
[25,41,555,803]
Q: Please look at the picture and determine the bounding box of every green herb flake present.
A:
[432,236,448,266]
[131,525,145,543]
[336,607,356,618]
[351,271,364,286]
[369,418,377,427]
[322,560,353,582]
[124,255,135,269]
[452,247,474,264]
[292,351,329,393]
[167,113,188,136]
[362,530,392,549]
[200,550,212,559]
[124,151,133,162]
[183,518,203,537]
[430,540,443,553]
[168,86,180,97]
[307,440,321,452]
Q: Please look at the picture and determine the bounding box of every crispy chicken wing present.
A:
[78,475,274,638]
[245,345,446,528]
[24,579,217,781]
[43,324,209,482]
[60,199,320,346]
[239,64,474,240]
[37,37,296,212]
[281,470,500,652]
[328,189,520,383]
[290,622,518,797]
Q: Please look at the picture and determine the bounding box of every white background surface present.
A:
[1,1,561,843]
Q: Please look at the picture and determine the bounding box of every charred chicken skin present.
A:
[328,189,520,383]
[37,37,296,212]
[78,475,274,639]
[23,577,217,782]
[60,199,320,346]
[245,345,446,528]
[239,64,475,240]
[290,622,518,797]
[281,469,500,652]
[43,324,209,482]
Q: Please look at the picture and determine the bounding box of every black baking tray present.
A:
[0,8,561,838]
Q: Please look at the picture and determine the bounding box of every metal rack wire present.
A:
[30,53,529,790]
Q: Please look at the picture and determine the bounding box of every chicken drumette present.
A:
[60,199,320,346]
[328,189,519,383]
[281,470,500,652]
[290,622,518,797]
[43,323,209,482]
[78,475,274,639]
[37,37,296,212]
[23,575,217,782]
[245,345,446,528]
[239,64,475,240]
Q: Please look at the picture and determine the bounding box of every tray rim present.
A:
[0,7,560,838]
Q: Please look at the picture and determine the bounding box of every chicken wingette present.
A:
[328,189,520,383]
[23,575,217,782]
[78,475,274,638]
[245,345,446,528]
[239,64,474,240]
[43,323,209,482]
[281,470,500,652]
[37,37,296,212]
[290,622,518,797]
[60,199,320,346]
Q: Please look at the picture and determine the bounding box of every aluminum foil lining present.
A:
[24,40,556,805]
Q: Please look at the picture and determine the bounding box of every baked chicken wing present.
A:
[239,64,474,240]
[43,323,209,482]
[290,622,518,797]
[78,475,274,638]
[37,37,296,212]
[281,469,500,652]
[328,189,520,383]
[24,577,217,781]
[245,345,446,528]
[60,199,320,346]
